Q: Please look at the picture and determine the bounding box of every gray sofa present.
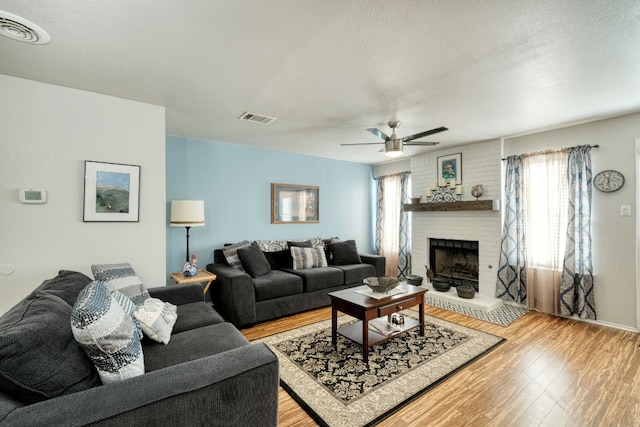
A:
[0,270,279,427]
[206,239,385,328]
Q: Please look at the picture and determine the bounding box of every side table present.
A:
[170,269,217,296]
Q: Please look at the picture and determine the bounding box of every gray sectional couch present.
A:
[206,238,385,328]
[0,270,279,427]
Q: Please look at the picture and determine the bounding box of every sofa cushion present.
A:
[253,270,303,302]
[144,323,249,372]
[237,244,271,277]
[283,266,344,292]
[34,270,93,306]
[134,297,178,345]
[332,263,376,285]
[329,240,362,265]
[222,240,252,271]
[290,246,328,270]
[0,291,100,404]
[91,262,150,306]
[71,281,145,384]
[171,302,224,334]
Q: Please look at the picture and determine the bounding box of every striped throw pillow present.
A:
[91,263,150,306]
[290,246,328,270]
[222,240,252,271]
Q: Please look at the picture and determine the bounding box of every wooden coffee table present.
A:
[329,283,427,363]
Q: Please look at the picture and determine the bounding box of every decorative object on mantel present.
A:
[410,197,421,204]
[471,184,484,200]
[425,181,462,203]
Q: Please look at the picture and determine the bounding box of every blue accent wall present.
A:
[166,135,375,278]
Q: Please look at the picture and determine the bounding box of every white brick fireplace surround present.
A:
[409,140,503,311]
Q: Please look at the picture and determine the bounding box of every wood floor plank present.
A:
[240,304,640,426]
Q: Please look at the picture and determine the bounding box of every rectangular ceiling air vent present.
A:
[239,111,277,125]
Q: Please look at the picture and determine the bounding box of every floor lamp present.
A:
[170,200,205,263]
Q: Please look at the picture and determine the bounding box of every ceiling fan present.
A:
[341,120,448,158]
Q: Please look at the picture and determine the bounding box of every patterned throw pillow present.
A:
[290,246,328,270]
[222,240,252,271]
[134,298,178,345]
[91,263,150,306]
[71,281,144,384]
[112,289,143,340]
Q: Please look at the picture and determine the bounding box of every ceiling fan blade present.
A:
[366,128,390,141]
[401,126,448,142]
[340,142,384,146]
[403,141,441,146]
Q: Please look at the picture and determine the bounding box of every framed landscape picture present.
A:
[83,160,140,222]
[271,183,319,224]
[437,153,462,185]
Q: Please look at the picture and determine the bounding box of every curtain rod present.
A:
[502,144,599,161]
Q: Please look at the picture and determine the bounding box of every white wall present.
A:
[505,112,640,329]
[0,75,166,314]
[410,140,503,299]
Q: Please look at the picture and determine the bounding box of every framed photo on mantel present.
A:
[271,183,319,224]
[83,160,140,222]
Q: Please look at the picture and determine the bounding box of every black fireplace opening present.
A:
[428,238,479,292]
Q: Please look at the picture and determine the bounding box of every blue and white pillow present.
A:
[91,263,150,306]
[112,289,143,340]
[71,281,144,384]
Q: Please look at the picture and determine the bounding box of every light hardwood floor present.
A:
[241,304,640,427]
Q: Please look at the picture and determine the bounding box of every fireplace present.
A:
[428,238,479,292]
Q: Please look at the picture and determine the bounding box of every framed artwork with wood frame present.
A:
[271,183,319,224]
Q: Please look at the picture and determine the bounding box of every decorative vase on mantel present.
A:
[471,184,484,200]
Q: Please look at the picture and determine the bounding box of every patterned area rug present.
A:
[425,296,530,326]
[257,311,504,427]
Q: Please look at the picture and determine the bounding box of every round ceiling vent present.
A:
[0,10,50,45]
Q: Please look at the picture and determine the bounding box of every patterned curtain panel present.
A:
[374,177,384,255]
[397,172,411,277]
[560,146,596,319]
[496,155,527,303]
[374,172,411,277]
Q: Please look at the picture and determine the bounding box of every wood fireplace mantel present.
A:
[403,200,500,212]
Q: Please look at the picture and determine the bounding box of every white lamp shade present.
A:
[170,200,205,227]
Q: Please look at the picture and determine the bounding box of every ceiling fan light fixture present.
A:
[384,139,403,157]
[385,149,403,158]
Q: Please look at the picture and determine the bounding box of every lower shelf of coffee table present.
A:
[337,316,420,346]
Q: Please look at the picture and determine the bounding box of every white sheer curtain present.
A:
[522,150,568,314]
[379,174,402,276]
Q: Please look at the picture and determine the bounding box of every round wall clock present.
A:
[594,170,625,193]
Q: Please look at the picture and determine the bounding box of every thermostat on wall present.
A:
[19,189,47,204]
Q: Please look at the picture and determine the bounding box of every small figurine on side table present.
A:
[183,254,198,277]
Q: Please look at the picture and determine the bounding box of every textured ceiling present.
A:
[1,1,639,164]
